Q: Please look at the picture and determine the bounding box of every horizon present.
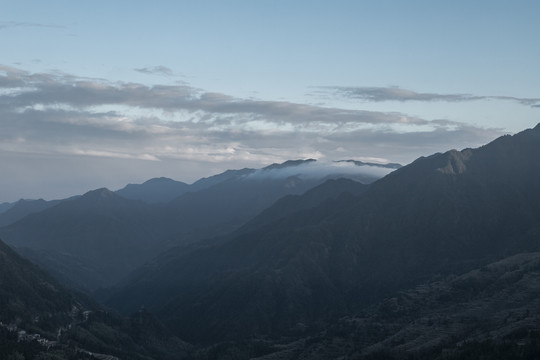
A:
[1,157,399,203]
[1,1,539,201]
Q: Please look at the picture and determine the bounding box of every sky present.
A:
[1,0,539,202]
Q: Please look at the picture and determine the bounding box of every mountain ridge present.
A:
[104,124,540,344]
[116,177,190,203]
[0,158,395,291]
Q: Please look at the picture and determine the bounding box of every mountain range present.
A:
[3,124,540,359]
[0,159,394,291]
[0,198,64,227]
[104,124,540,348]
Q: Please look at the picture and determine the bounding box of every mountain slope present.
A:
[0,160,394,292]
[159,159,392,243]
[190,167,256,191]
[0,188,164,291]
[0,198,62,227]
[0,237,191,360]
[0,237,82,325]
[237,177,369,233]
[244,252,540,360]
[105,124,540,344]
[0,202,14,214]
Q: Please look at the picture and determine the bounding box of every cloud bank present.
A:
[0,65,506,201]
[247,160,396,182]
[319,86,540,107]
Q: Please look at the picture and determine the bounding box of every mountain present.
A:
[219,252,540,360]
[263,158,317,170]
[105,124,540,345]
[116,177,190,203]
[159,165,334,242]
[0,198,63,227]
[0,237,85,326]
[159,159,396,243]
[0,202,14,214]
[0,160,394,292]
[0,236,191,359]
[0,188,164,291]
[116,159,396,205]
[189,167,256,191]
[237,177,369,234]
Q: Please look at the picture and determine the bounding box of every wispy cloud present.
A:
[134,66,175,77]
[247,160,395,181]
[0,21,65,30]
[317,86,540,108]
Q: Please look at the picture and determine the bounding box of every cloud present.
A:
[0,65,433,129]
[134,66,174,76]
[0,65,507,201]
[321,86,483,102]
[246,160,396,181]
[318,86,540,107]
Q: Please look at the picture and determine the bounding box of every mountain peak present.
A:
[143,177,177,185]
[436,149,472,174]
[263,159,317,170]
[81,187,117,201]
[116,177,190,203]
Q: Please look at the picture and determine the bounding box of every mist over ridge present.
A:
[246,158,399,181]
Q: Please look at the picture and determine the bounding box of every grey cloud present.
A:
[324,86,483,102]
[134,66,174,76]
[490,96,540,107]
[319,86,540,107]
[0,65,508,202]
[0,67,426,127]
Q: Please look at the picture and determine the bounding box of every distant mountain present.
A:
[157,159,394,244]
[0,188,164,291]
[116,159,398,205]
[116,177,190,203]
[189,167,256,191]
[0,198,62,227]
[263,158,317,170]
[0,159,395,292]
[0,202,14,214]
[105,124,540,345]
[237,178,369,234]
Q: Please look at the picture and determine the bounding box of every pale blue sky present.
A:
[1,1,539,201]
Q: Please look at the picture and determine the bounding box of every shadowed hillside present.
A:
[105,124,540,345]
